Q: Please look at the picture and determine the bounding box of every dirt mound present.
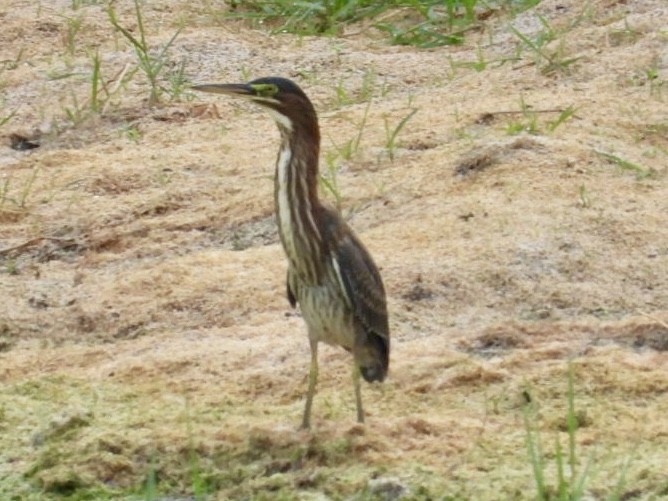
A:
[1,0,667,498]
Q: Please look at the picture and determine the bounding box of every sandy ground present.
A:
[1,0,668,499]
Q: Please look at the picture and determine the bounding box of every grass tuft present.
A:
[547,105,576,133]
[0,169,40,210]
[511,14,581,75]
[223,0,542,47]
[523,364,593,500]
[224,0,387,36]
[143,453,158,500]
[523,363,639,500]
[384,107,418,161]
[107,0,181,105]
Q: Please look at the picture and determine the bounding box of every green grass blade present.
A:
[555,437,568,500]
[510,26,551,62]
[595,151,653,179]
[387,108,418,147]
[547,106,576,132]
[352,100,372,154]
[0,110,17,127]
[107,4,146,54]
[607,456,632,501]
[566,363,578,486]
[134,0,148,50]
[144,453,158,500]
[523,406,547,499]
[90,50,101,113]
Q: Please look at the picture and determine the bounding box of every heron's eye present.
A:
[251,83,279,98]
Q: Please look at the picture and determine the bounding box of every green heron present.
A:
[192,77,389,429]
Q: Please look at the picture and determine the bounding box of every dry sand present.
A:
[1,0,667,499]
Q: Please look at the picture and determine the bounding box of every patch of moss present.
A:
[40,410,93,444]
[35,466,88,495]
[25,445,66,477]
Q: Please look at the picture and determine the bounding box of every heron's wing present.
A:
[323,210,389,345]
[334,235,388,340]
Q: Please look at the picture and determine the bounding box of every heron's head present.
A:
[191,77,317,135]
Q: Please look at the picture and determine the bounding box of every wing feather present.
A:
[333,233,389,341]
[318,207,389,343]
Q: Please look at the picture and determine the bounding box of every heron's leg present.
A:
[353,364,365,424]
[301,338,318,429]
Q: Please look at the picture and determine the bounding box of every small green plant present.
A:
[375,0,482,47]
[332,70,378,107]
[637,122,668,153]
[333,79,352,107]
[55,52,133,125]
[449,46,489,74]
[523,364,593,500]
[0,170,40,210]
[143,453,158,500]
[185,401,207,500]
[4,259,18,276]
[1,48,24,71]
[524,364,636,500]
[502,97,575,136]
[224,0,387,36]
[578,184,591,208]
[595,151,654,180]
[120,124,142,143]
[505,120,529,135]
[166,58,191,101]
[62,14,84,56]
[328,100,371,161]
[223,1,540,48]
[524,404,547,498]
[383,108,418,161]
[608,19,640,47]
[63,91,86,126]
[107,0,181,105]
[505,95,539,135]
[19,169,39,209]
[374,21,467,48]
[89,50,102,113]
[518,95,539,133]
[547,105,576,133]
[0,177,8,208]
[358,69,378,103]
[645,60,665,99]
[320,101,373,208]
[510,15,581,75]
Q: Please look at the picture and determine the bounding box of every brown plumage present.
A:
[192,77,389,429]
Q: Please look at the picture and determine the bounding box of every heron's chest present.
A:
[296,279,355,348]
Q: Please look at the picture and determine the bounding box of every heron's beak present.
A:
[190,83,253,97]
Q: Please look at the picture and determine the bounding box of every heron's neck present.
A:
[274,126,323,281]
